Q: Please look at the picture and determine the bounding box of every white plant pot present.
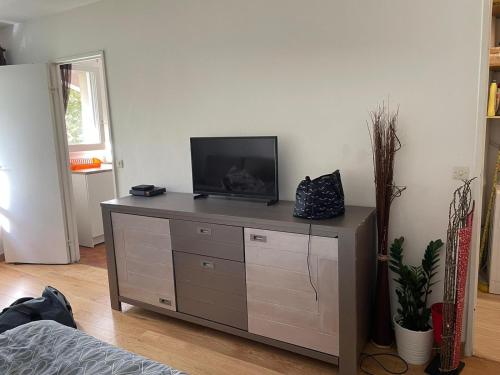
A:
[394,315,434,365]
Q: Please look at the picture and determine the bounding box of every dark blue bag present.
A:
[0,286,76,334]
[293,170,345,220]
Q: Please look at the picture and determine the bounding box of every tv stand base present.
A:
[194,194,278,206]
[193,194,208,200]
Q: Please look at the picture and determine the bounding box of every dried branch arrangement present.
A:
[369,105,406,257]
[440,179,474,372]
[368,103,406,346]
[425,179,474,375]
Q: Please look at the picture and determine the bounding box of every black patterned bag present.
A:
[293,170,345,220]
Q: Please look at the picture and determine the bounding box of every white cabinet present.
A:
[112,213,176,311]
[72,169,114,247]
[244,228,339,356]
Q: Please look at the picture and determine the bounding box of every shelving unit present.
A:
[487,1,500,118]
[490,63,500,72]
[489,1,500,77]
[483,1,500,296]
[494,3,500,17]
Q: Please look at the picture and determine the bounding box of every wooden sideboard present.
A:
[101,192,375,375]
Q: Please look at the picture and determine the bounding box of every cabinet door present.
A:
[72,173,93,247]
[245,228,339,356]
[87,171,114,240]
[112,213,176,311]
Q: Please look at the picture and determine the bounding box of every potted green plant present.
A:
[389,236,443,365]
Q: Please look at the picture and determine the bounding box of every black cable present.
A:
[359,352,409,375]
[306,224,318,301]
[305,229,406,374]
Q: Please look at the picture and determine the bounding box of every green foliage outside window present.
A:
[65,88,83,145]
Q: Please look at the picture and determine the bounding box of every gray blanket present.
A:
[0,320,187,374]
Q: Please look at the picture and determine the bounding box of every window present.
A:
[65,68,105,151]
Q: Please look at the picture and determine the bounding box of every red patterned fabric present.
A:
[452,211,474,368]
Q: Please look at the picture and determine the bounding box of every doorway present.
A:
[471,0,500,364]
[56,52,117,262]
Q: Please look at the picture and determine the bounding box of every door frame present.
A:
[53,50,119,199]
[53,51,119,255]
[465,0,493,356]
[47,64,80,263]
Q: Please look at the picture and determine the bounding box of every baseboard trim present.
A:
[0,253,5,262]
[93,234,105,245]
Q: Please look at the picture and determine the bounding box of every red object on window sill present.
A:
[70,158,102,171]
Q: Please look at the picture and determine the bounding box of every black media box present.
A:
[130,186,166,197]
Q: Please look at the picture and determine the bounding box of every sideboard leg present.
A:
[339,359,358,375]
[111,299,122,311]
[102,207,122,312]
[338,212,377,375]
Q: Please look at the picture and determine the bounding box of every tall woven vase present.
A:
[373,260,392,345]
[368,104,405,347]
[425,179,474,375]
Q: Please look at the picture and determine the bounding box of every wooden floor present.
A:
[474,291,500,363]
[79,243,107,268]
[0,261,499,374]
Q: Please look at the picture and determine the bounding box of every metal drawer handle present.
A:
[250,234,267,243]
[159,298,172,306]
[201,260,215,269]
[197,227,212,235]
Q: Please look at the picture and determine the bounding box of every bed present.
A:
[0,320,187,374]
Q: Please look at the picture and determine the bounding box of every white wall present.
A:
[0,0,485,304]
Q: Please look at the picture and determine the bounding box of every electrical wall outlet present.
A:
[117,160,124,168]
[452,166,470,180]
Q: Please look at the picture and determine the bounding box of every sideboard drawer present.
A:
[174,251,248,330]
[244,228,310,253]
[170,220,244,261]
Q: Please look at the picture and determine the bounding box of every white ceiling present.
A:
[0,0,104,24]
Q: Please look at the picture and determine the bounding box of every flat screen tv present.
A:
[190,136,278,203]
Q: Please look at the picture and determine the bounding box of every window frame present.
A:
[65,64,106,152]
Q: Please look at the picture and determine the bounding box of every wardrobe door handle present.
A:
[250,234,267,243]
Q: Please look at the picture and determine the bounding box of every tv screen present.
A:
[190,136,278,201]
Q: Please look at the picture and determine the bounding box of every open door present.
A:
[0,64,77,264]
